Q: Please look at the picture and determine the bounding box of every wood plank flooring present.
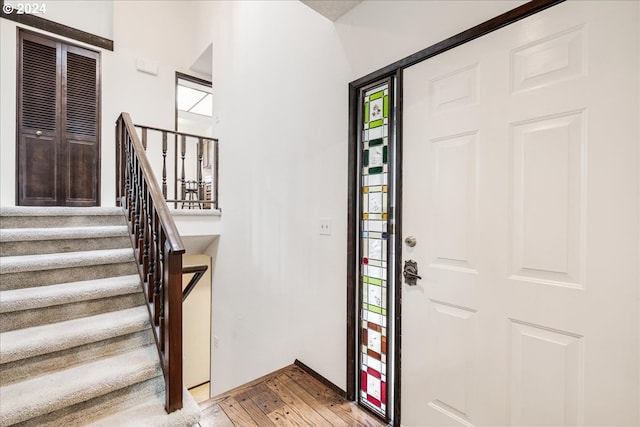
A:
[198,365,388,427]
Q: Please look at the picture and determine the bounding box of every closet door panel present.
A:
[63,46,100,206]
[18,34,61,206]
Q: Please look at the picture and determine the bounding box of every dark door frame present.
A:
[174,71,212,133]
[346,1,565,425]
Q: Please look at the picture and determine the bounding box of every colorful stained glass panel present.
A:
[359,82,390,418]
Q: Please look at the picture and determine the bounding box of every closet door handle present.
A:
[35,130,42,136]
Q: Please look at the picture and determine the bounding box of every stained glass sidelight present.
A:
[359,82,389,417]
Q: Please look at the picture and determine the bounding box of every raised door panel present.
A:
[66,139,98,204]
[19,134,58,205]
[509,111,585,288]
[508,320,584,426]
[424,300,477,427]
[430,132,478,273]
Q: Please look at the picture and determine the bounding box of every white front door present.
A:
[401,2,639,425]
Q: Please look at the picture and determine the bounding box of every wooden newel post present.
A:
[164,246,183,413]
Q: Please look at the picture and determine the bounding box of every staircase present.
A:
[0,206,200,427]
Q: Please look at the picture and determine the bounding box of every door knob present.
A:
[404,236,417,247]
[35,130,42,136]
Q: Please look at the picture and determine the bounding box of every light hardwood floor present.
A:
[198,364,387,426]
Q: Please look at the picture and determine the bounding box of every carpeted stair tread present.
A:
[0,344,161,426]
[88,386,201,427]
[0,274,141,313]
[0,306,150,364]
[0,207,127,229]
[0,207,124,217]
[0,248,134,274]
[0,225,129,242]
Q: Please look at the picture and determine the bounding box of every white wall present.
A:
[209,0,532,396]
[0,1,213,206]
[209,0,352,394]
[0,19,18,206]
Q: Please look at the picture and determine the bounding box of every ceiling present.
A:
[189,44,213,80]
[300,0,362,21]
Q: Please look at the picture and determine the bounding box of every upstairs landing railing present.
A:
[115,112,184,412]
[134,124,219,210]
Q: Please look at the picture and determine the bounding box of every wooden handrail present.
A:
[134,123,213,140]
[116,112,185,413]
[182,264,208,302]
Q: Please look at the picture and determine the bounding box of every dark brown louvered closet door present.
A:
[63,46,100,205]
[18,31,100,206]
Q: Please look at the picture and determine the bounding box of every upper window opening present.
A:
[177,78,212,117]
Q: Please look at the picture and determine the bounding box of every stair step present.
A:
[0,307,154,386]
[0,274,141,314]
[0,206,126,229]
[0,249,138,291]
[0,226,130,256]
[0,214,126,229]
[20,376,166,427]
[0,206,124,216]
[0,344,161,426]
[0,225,129,242]
[0,248,134,274]
[0,329,155,387]
[0,274,144,332]
[89,386,201,427]
[0,306,150,364]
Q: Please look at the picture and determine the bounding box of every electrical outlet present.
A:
[319,218,332,235]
